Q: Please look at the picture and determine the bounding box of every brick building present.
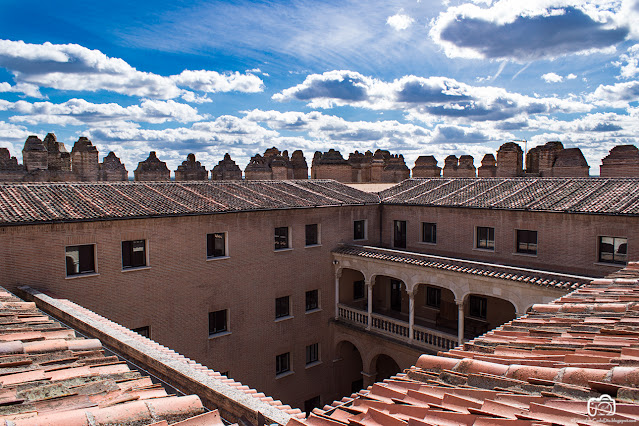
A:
[1,176,637,413]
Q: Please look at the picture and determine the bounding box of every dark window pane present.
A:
[599,236,627,264]
[132,326,150,338]
[476,227,494,250]
[353,220,365,240]
[305,224,319,246]
[305,290,318,311]
[276,352,290,375]
[516,230,537,255]
[394,220,406,248]
[469,295,487,319]
[353,280,365,300]
[207,233,226,257]
[422,223,436,244]
[65,245,95,276]
[306,343,319,364]
[275,296,290,318]
[122,240,146,268]
[209,310,227,334]
[426,286,441,308]
[275,227,289,250]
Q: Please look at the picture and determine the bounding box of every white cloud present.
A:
[542,72,564,83]
[567,73,577,79]
[613,44,639,79]
[387,10,415,31]
[590,80,639,106]
[429,1,630,61]
[0,99,206,126]
[0,39,264,100]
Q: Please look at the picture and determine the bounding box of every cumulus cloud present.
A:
[0,39,264,100]
[274,70,592,122]
[386,10,415,31]
[0,99,206,126]
[613,44,639,79]
[0,82,43,98]
[429,1,629,61]
[542,72,564,83]
[590,80,639,106]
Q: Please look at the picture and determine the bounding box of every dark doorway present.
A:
[390,279,402,312]
[394,220,407,248]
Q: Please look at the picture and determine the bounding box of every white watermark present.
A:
[587,394,616,417]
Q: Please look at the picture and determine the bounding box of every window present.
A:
[207,233,226,258]
[132,326,149,338]
[275,227,290,250]
[516,230,537,255]
[65,244,95,276]
[122,240,146,269]
[275,296,290,319]
[469,295,487,319]
[394,220,407,248]
[353,220,366,240]
[209,309,227,335]
[353,280,365,300]
[422,222,437,244]
[276,352,290,375]
[306,343,319,365]
[476,227,494,250]
[306,290,319,311]
[426,286,441,308]
[304,396,321,414]
[305,224,319,246]
[599,236,627,264]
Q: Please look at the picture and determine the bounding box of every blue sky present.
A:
[1,0,638,174]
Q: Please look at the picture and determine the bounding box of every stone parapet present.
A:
[134,151,170,181]
[175,153,208,181]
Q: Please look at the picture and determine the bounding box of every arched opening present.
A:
[335,341,363,396]
[413,283,458,335]
[338,268,367,310]
[372,275,407,318]
[374,353,400,382]
[463,294,517,339]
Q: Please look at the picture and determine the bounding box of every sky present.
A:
[0,0,638,175]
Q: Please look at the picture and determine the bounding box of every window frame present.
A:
[476,227,495,251]
[305,289,319,312]
[421,222,437,244]
[425,286,441,309]
[209,309,228,336]
[276,352,291,376]
[274,226,291,251]
[393,220,407,249]
[598,236,627,265]
[275,295,291,319]
[516,229,538,255]
[65,244,96,277]
[207,232,228,259]
[469,295,488,319]
[353,219,367,241]
[306,343,319,365]
[132,326,150,338]
[121,239,147,270]
[305,224,320,247]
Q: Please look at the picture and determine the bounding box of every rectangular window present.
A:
[276,352,290,375]
[353,280,365,300]
[304,396,321,414]
[207,233,226,258]
[394,220,407,249]
[353,220,366,240]
[122,240,146,269]
[306,343,319,365]
[132,326,149,338]
[209,309,227,335]
[426,286,441,308]
[275,227,289,250]
[305,224,319,246]
[476,227,495,250]
[469,295,487,319]
[65,244,95,276]
[275,296,290,319]
[305,289,319,311]
[422,222,437,244]
[516,230,537,255]
[599,236,627,264]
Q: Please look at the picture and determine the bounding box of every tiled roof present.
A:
[379,177,639,215]
[299,263,639,426]
[17,286,304,424]
[0,287,221,426]
[0,180,379,225]
[334,245,591,291]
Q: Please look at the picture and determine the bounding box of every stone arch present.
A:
[459,290,523,316]
[334,339,365,396]
[367,352,401,382]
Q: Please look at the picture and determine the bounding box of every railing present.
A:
[336,304,458,351]
[337,304,368,326]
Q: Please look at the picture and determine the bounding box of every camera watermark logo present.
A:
[587,394,616,417]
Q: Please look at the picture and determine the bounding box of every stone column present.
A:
[334,269,342,320]
[456,299,465,345]
[408,291,415,342]
[366,278,373,331]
